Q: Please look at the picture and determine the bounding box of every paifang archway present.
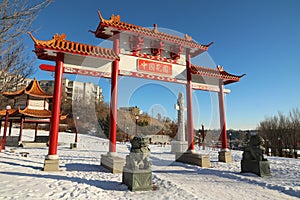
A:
[28,11,244,172]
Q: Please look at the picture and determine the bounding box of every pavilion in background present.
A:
[0,78,66,151]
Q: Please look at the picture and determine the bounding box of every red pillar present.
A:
[34,123,38,142]
[186,50,194,151]
[9,121,12,136]
[2,109,9,150]
[109,32,120,153]
[218,79,228,150]
[48,53,64,157]
[18,117,24,142]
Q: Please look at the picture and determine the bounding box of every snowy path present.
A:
[150,147,299,200]
[0,129,299,199]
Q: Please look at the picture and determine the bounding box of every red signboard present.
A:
[137,59,172,75]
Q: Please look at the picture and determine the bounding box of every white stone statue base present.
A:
[171,140,188,153]
[101,154,125,173]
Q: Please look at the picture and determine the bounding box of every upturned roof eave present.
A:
[28,32,120,61]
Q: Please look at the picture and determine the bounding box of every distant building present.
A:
[1,74,104,107]
[39,78,103,104]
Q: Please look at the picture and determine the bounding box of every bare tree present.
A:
[0,0,53,95]
[289,108,300,155]
[258,109,300,157]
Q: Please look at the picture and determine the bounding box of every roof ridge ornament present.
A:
[185,34,192,41]
[217,65,224,72]
[153,24,158,33]
[97,10,104,21]
[28,32,67,46]
[53,33,66,41]
[27,32,38,43]
[109,13,121,22]
[206,42,214,47]
[98,10,121,23]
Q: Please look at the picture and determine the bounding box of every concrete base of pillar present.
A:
[171,140,188,153]
[22,142,48,148]
[218,151,232,163]
[176,152,210,168]
[43,158,60,171]
[101,154,125,173]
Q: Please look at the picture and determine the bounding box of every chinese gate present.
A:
[29,11,244,171]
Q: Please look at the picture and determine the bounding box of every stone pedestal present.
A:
[176,152,210,168]
[218,151,232,163]
[43,159,59,171]
[122,168,152,191]
[171,141,188,153]
[241,160,271,177]
[101,154,125,173]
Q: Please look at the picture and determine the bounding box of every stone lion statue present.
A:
[242,132,267,161]
[125,136,151,170]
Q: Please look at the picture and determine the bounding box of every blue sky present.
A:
[26,0,300,130]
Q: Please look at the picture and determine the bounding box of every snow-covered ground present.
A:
[0,128,299,200]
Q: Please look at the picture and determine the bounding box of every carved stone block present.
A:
[122,169,152,191]
[241,160,271,177]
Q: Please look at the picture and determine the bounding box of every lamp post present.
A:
[126,127,129,142]
[75,116,79,143]
[229,133,232,150]
[135,110,142,135]
[293,131,297,158]
[201,124,205,150]
[135,115,139,135]
[278,137,281,157]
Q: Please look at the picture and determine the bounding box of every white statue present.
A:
[175,92,186,142]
